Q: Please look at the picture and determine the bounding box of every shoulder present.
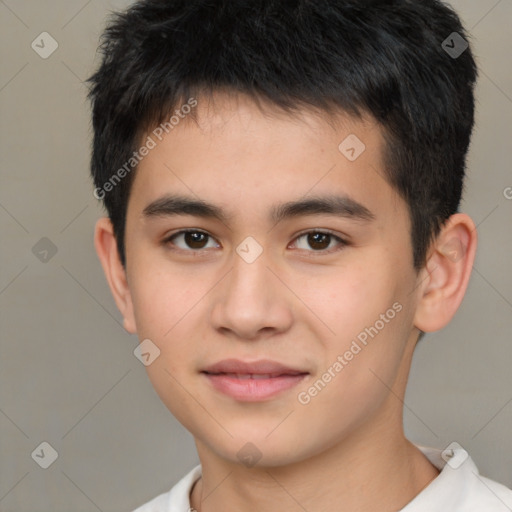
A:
[461,473,512,511]
[131,465,202,512]
[132,491,170,512]
[406,445,512,511]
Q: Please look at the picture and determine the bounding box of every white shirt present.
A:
[132,445,512,511]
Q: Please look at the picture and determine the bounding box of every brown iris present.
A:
[307,232,331,250]
[184,231,209,249]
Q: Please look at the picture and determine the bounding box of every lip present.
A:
[203,358,307,376]
[201,359,309,402]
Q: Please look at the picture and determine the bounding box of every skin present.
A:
[95,93,477,511]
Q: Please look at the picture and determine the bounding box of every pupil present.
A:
[186,232,207,249]
[308,233,329,250]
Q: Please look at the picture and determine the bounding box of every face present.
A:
[122,94,422,467]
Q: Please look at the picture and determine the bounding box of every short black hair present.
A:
[87,0,478,270]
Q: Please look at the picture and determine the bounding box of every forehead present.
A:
[128,93,405,229]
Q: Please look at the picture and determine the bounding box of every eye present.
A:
[162,229,347,255]
[163,229,220,251]
[291,230,347,253]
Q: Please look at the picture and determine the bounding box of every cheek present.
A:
[293,258,399,343]
[292,308,409,449]
[128,267,206,427]
[296,259,410,392]
[129,262,204,339]
[128,267,208,410]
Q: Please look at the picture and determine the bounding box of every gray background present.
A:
[0,0,511,510]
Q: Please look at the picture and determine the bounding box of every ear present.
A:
[94,217,137,334]
[414,213,477,333]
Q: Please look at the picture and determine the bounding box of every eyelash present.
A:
[162,229,348,256]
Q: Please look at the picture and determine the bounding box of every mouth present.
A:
[201,359,309,401]
[205,372,302,379]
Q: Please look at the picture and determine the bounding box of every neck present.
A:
[190,416,439,512]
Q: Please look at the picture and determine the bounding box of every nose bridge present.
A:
[226,244,275,306]
[210,242,293,338]
[224,233,272,296]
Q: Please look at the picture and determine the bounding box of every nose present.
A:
[210,249,294,341]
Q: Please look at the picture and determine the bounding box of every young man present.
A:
[88,0,512,510]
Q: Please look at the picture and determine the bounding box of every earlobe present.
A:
[94,217,137,334]
[414,213,477,333]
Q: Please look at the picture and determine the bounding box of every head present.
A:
[90,0,478,467]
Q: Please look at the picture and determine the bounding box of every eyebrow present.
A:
[142,193,375,225]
